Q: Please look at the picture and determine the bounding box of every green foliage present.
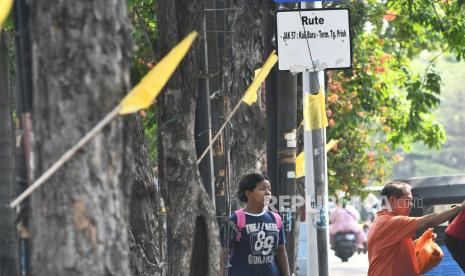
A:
[325,0,465,195]
[2,9,15,32]
[128,0,157,76]
[386,0,465,61]
[127,0,158,161]
[394,54,465,178]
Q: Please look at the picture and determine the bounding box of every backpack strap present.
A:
[234,209,246,241]
[272,212,283,231]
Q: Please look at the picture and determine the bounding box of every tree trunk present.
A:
[0,31,20,276]
[156,1,220,275]
[29,1,133,275]
[129,117,166,276]
[224,0,268,194]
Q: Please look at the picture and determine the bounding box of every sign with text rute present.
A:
[276,9,352,72]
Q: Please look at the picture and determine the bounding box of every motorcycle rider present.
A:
[329,200,366,249]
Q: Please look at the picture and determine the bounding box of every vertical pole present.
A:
[275,2,298,269]
[277,70,297,272]
[195,7,215,205]
[211,1,230,275]
[274,3,299,272]
[303,72,318,276]
[310,71,329,276]
[264,1,279,199]
[211,0,227,218]
[302,2,329,276]
[13,1,33,275]
[210,0,229,217]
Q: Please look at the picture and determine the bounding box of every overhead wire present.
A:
[297,5,321,90]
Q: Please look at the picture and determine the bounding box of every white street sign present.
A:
[276,9,352,72]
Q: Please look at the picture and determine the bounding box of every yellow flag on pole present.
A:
[119,32,198,114]
[296,151,305,178]
[303,90,328,130]
[295,139,338,178]
[0,0,14,27]
[326,139,338,153]
[242,51,278,105]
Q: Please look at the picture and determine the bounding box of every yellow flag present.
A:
[295,139,338,178]
[242,51,278,105]
[303,90,328,130]
[119,32,198,114]
[242,68,262,105]
[326,139,338,153]
[296,151,305,178]
[0,0,14,27]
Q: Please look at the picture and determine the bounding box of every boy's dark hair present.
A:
[380,181,411,199]
[237,173,269,203]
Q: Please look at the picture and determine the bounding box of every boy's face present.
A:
[246,180,272,207]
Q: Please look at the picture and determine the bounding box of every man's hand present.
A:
[460,199,465,211]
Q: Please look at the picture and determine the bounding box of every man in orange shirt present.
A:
[368,181,465,276]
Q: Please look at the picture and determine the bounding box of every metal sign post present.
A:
[303,71,321,276]
[302,2,330,275]
[275,1,351,274]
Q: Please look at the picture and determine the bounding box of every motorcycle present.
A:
[333,231,358,262]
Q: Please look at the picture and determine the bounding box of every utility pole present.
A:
[264,0,279,200]
[277,68,298,272]
[276,3,299,272]
[266,2,299,272]
[302,1,330,275]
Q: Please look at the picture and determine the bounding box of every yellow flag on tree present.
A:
[119,32,198,114]
[9,32,200,209]
[0,0,14,27]
[242,51,278,105]
[242,68,262,105]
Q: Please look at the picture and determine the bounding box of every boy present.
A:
[221,173,290,276]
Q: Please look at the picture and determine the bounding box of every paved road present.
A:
[330,249,369,276]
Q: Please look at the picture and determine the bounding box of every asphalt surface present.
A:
[330,249,369,276]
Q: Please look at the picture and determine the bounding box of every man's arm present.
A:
[276,245,291,276]
[416,201,465,231]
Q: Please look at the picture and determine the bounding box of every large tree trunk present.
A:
[29,1,133,275]
[156,1,220,275]
[224,0,268,194]
[0,31,20,276]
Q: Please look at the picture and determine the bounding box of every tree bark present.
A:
[129,117,166,276]
[29,1,133,275]
[156,1,220,275]
[224,0,268,194]
[0,31,20,276]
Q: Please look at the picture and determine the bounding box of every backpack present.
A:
[233,208,283,241]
